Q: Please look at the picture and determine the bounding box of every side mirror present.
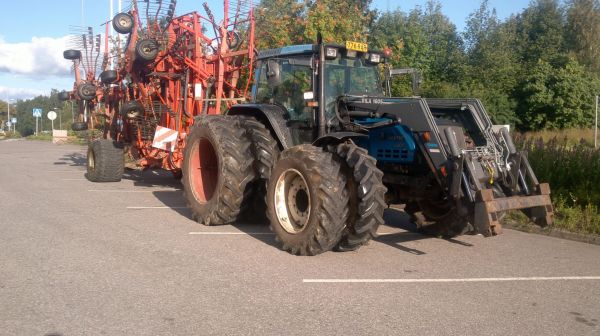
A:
[266,60,281,87]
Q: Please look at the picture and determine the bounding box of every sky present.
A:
[0,0,530,101]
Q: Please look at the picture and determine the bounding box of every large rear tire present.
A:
[328,142,386,252]
[182,116,255,225]
[267,145,348,255]
[239,117,280,221]
[86,139,124,182]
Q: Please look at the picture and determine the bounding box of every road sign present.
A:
[33,108,42,118]
[47,111,57,121]
[11,117,17,124]
[6,121,11,127]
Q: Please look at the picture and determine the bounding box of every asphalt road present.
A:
[1,139,600,336]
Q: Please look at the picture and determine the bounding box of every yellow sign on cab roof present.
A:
[346,41,368,52]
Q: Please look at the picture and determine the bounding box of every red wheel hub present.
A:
[189,138,218,203]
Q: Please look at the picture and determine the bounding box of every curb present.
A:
[503,222,600,246]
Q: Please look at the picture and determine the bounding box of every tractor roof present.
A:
[256,43,387,61]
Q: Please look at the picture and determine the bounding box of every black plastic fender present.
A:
[226,104,294,149]
[312,132,367,147]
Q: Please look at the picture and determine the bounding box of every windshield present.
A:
[325,57,383,97]
[324,56,383,118]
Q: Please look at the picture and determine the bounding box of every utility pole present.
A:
[595,95,598,149]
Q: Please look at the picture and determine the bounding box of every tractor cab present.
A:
[250,42,387,144]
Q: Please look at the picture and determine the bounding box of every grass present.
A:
[512,129,600,236]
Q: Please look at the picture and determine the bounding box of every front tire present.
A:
[182,116,255,225]
[86,139,124,182]
[267,145,348,255]
[328,142,386,252]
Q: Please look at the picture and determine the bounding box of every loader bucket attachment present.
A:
[473,183,554,236]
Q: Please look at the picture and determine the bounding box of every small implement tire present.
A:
[327,142,386,252]
[120,101,144,119]
[413,198,473,238]
[135,39,159,62]
[267,145,349,256]
[77,83,96,101]
[63,49,81,60]
[112,12,134,34]
[58,91,71,101]
[71,122,88,131]
[182,116,255,225]
[100,70,118,84]
[226,31,241,49]
[86,139,124,182]
[239,117,280,220]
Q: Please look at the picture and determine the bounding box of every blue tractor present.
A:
[181,40,554,255]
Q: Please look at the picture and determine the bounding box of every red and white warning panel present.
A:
[152,126,179,152]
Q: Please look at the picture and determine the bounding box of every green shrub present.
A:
[513,131,600,236]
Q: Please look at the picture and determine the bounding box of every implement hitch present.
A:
[473,183,554,236]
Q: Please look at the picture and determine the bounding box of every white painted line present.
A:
[303,276,600,283]
[189,232,275,235]
[127,206,187,209]
[88,189,181,193]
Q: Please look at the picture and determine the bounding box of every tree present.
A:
[565,0,600,71]
[254,0,375,49]
[517,57,596,129]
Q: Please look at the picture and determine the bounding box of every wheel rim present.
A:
[274,168,311,234]
[189,138,218,203]
[87,147,95,172]
[119,16,131,28]
[126,110,141,119]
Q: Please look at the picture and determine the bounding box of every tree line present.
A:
[256,0,600,131]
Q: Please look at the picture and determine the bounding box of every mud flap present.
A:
[473,183,554,237]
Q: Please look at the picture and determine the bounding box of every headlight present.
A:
[368,53,381,63]
[325,47,338,59]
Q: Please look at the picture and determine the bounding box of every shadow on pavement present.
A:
[54,151,86,167]
[374,208,474,254]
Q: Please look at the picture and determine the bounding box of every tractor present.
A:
[182,39,554,255]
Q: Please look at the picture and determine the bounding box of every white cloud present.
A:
[0,36,72,78]
[0,86,48,100]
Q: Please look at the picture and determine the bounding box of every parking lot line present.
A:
[88,189,181,193]
[127,206,187,209]
[189,232,275,235]
[302,276,600,283]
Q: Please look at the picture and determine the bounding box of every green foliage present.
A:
[510,133,600,236]
[255,0,374,49]
[517,135,600,208]
[2,90,75,137]
[517,57,597,129]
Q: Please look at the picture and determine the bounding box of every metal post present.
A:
[6,99,9,132]
[595,95,598,149]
